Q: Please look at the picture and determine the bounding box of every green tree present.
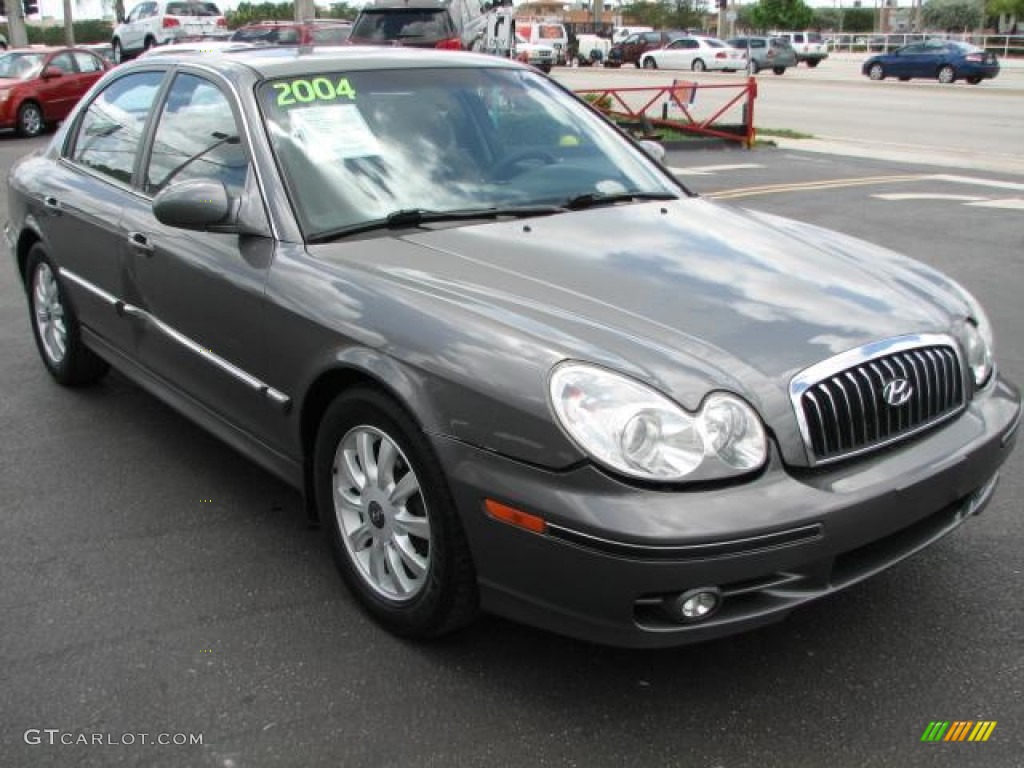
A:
[841,8,876,32]
[620,0,709,30]
[749,0,814,30]
[985,0,1024,16]
[921,0,984,30]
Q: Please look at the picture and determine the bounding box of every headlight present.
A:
[954,287,995,387]
[964,320,993,387]
[548,362,767,483]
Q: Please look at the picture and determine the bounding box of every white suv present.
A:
[776,31,828,67]
[112,1,227,63]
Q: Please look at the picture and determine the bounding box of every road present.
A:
[552,55,1024,170]
[1,124,1023,766]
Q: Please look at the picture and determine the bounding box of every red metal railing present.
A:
[574,78,758,148]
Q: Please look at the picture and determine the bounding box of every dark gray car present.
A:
[7,48,1020,648]
[727,36,798,74]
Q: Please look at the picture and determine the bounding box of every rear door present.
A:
[51,69,167,355]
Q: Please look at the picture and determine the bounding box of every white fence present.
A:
[825,33,1024,57]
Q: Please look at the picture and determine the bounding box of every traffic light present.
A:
[23,0,39,16]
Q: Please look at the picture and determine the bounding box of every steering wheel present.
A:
[492,150,557,180]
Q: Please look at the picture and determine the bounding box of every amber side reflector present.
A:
[484,499,547,534]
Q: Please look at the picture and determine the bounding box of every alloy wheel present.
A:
[33,262,67,365]
[332,425,432,601]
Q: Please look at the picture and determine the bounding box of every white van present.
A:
[775,31,828,66]
[516,20,568,64]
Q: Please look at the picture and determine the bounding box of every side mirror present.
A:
[42,67,64,79]
[639,139,666,164]
[153,179,233,231]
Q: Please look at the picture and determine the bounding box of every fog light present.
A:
[666,587,722,623]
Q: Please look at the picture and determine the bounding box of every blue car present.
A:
[862,40,999,84]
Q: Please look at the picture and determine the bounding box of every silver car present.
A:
[7,48,1019,648]
[726,36,798,75]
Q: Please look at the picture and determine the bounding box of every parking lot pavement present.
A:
[2,137,1022,767]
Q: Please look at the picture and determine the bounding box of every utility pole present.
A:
[295,0,316,22]
[64,0,75,45]
[7,1,29,47]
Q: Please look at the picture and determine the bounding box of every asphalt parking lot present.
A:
[2,136,1021,768]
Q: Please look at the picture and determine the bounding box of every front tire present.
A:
[868,63,885,81]
[112,38,124,64]
[315,388,478,639]
[642,56,656,69]
[692,58,706,72]
[937,65,955,84]
[26,245,109,386]
[17,101,44,137]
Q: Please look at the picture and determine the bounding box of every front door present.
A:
[121,70,277,440]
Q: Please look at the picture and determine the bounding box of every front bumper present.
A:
[434,376,1019,648]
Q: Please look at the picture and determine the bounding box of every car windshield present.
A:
[351,9,454,41]
[0,52,46,80]
[259,66,679,240]
[165,1,220,16]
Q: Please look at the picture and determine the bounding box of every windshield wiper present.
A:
[564,191,678,210]
[160,132,240,188]
[307,205,564,243]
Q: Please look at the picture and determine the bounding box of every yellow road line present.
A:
[705,174,927,200]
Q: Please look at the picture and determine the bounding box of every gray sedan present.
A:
[7,48,1020,648]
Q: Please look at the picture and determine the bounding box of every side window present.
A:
[141,2,158,18]
[70,71,165,185]
[622,34,638,45]
[126,4,143,22]
[643,32,660,44]
[752,39,766,49]
[49,53,76,73]
[145,73,248,196]
[312,26,349,44]
[683,39,699,50]
[74,52,104,73]
[793,34,804,43]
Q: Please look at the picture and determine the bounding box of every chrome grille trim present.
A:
[790,334,967,466]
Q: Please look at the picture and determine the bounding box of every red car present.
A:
[0,47,110,137]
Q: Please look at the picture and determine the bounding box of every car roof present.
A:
[360,0,449,9]
[119,46,519,79]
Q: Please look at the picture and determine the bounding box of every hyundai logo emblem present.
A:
[882,378,914,407]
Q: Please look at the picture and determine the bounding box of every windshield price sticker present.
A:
[289,104,380,159]
[273,77,357,107]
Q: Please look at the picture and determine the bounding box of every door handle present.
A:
[126,231,154,255]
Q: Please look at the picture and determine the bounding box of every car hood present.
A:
[313,197,972,465]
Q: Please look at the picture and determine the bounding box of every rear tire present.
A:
[966,75,982,85]
[25,245,109,387]
[748,60,760,74]
[806,59,820,68]
[315,388,478,639]
[772,66,785,75]
[937,65,955,84]
[143,36,156,52]
[692,58,706,72]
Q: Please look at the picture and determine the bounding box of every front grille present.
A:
[792,337,967,465]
